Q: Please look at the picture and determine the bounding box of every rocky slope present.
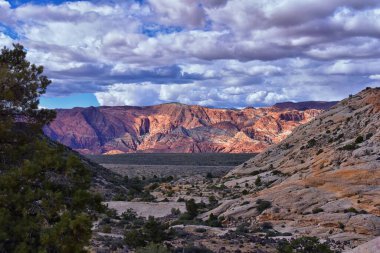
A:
[43,102,334,155]
[205,88,380,247]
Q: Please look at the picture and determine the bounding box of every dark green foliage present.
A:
[142,216,169,243]
[195,227,207,233]
[171,208,181,215]
[255,176,262,186]
[261,222,273,230]
[366,133,373,140]
[236,223,250,234]
[256,199,271,213]
[306,138,317,148]
[0,44,103,252]
[355,136,364,144]
[312,207,324,214]
[124,229,146,248]
[344,207,358,214]
[208,195,218,207]
[277,236,333,253]
[185,199,199,219]
[340,143,357,150]
[124,216,171,248]
[0,44,56,126]
[173,246,213,253]
[250,170,264,176]
[205,213,222,227]
[136,243,170,253]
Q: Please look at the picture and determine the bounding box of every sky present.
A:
[1,0,380,109]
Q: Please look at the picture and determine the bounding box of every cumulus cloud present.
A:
[0,0,378,108]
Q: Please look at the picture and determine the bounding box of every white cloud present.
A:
[0,0,379,108]
[0,32,13,48]
[369,74,380,80]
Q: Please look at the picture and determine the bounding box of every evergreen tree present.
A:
[0,44,103,252]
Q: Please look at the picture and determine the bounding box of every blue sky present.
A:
[1,0,380,109]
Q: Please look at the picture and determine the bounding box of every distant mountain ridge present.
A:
[273,101,338,111]
[43,101,336,155]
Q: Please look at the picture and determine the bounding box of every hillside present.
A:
[202,88,380,247]
[43,102,333,155]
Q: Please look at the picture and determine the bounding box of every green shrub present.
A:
[102,225,112,233]
[312,207,324,214]
[136,243,170,253]
[255,176,262,186]
[366,133,373,140]
[340,143,357,150]
[171,208,181,215]
[306,138,317,148]
[205,213,222,227]
[256,199,271,213]
[124,229,146,248]
[194,228,207,233]
[355,136,364,144]
[277,236,333,253]
[261,222,273,230]
[185,199,199,219]
[344,207,358,214]
[173,246,213,253]
[236,223,250,234]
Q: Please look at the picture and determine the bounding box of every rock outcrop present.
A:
[210,88,380,247]
[44,102,333,155]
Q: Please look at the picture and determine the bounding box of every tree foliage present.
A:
[0,44,103,252]
[0,44,55,126]
[277,237,334,253]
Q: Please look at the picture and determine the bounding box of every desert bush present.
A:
[205,213,222,227]
[102,225,112,233]
[136,243,170,253]
[195,227,207,233]
[366,133,373,140]
[277,236,333,253]
[340,143,357,150]
[312,207,324,214]
[355,136,364,144]
[261,222,273,230]
[185,199,199,219]
[171,208,181,215]
[306,138,317,148]
[344,207,358,214]
[256,199,271,213]
[173,246,213,253]
[255,176,262,186]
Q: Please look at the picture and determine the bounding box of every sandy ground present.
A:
[104,201,187,218]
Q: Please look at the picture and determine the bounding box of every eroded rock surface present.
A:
[213,88,380,247]
[44,102,332,154]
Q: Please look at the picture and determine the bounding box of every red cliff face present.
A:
[44,102,334,155]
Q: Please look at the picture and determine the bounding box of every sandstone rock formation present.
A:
[43,102,334,155]
[202,88,379,248]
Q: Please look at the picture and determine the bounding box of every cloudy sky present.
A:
[1,0,380,108]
